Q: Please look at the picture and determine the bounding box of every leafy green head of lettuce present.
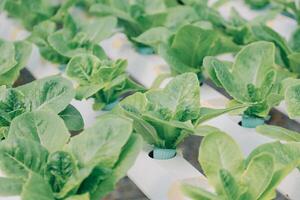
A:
[182,130,300,200]
[204,41,289,118]
[115,72,246,149]
[156,25,240,75]
[0,39,32,86]
[66,54,145,110]
[225,8,300,75]
[0,75,83,139]
[28,14,116,64]
[0,112,142,200]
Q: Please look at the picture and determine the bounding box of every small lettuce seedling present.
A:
[66,54,145,110]
[0,112,142,200]
[0,75,83,139]
[116,73,246,159]
[0,39,32,86]
[182,130,300,200]
[204,41,291,127]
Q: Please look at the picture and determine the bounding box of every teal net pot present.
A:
[153,148,176,160]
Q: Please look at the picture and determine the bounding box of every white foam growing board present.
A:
[127,146,208,200]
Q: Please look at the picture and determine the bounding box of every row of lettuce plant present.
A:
[1,0,299,113]
[89,0,300,76]
[2,72,300,199]
[1,73,300,199]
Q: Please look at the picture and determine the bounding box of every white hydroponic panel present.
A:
[127,146,209,200]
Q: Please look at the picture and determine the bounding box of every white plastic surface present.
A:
[127,146,208,200]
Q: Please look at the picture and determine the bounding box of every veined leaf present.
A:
[83,16,117,43]
[21,173,55,200]
[259,159,300,200]
[0,39,17,75]
[45,151,76,193]
[68,114,133,168]
[181,184,220,200]
[256,125,300,142]
[145,72,200,121]
[17,75,75,113]
[233,41,275,86]
[58,104,84,131]
[196,104,248,124]
[133,27,171,48]
[0,40,32,86]
[246,141,300,171]
[285,81,300,118]
[89,134,143,200]
[199,131,244,193]
[219,169,241,200]
[0,137,49,178]
[8,110,70,152]
[240,153,274,200]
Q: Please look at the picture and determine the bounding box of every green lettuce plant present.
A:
[115,72,246,159]
[204,41,292,127]
[66,54,145,110]
[224,8,300,74]
[159,25,240,75]
[136,24,240,77]
[0,75,83,139]
[28,14,116,64]
[0,39,32,86]
[182,130,300,200]
[0,111,142,200]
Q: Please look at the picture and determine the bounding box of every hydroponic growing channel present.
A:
[0,0,300,200]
